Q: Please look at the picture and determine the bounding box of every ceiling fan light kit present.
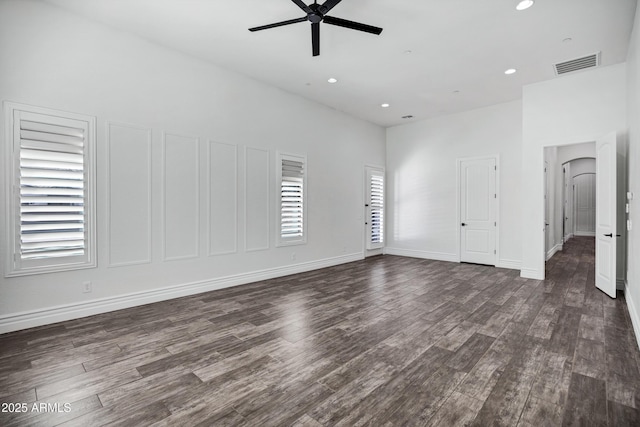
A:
[249,0,383,56]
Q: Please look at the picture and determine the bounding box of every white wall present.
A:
[386,100,522,270]
[557,142,596,164]
[626,4,640,347]
[0,0,386,332]
[568,157,596,177]
[521,64,627,279]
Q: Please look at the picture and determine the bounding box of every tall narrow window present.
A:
[277,152,306,246]
[366,167,385,250]
[5,103,96,276]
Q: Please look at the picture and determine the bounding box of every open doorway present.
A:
[544,142,596,262]
[543,136,625,298]
[544,143,597,291]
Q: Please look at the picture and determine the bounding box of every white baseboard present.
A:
[617,279,625,291]
[366,248,384,257]
[625,280,640,351]
[496,259,522,270]
[520,268,544,280]
[384,247,458,263]
[0,252,363,334]
[575,231,596,237]
[546,243,563,261]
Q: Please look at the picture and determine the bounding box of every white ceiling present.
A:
[45,0,637,127]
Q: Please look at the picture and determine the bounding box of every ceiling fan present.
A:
[249,0,383,57]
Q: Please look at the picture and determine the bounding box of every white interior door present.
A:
[460,157,496,265]
[595,133,617,298]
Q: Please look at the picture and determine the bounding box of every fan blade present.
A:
[312,22,320,56]
[249,16,307,32]
[323,16,383,35]
[318,0,343,14]
[291,0,312,13]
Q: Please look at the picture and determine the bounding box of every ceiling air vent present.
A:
[554,52,600,76]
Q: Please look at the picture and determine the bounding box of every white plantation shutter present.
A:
[366,168,385,250]
[278,153,306,245]
[6,104,96,276]
[20,119,86,259]
[370,174,384,244]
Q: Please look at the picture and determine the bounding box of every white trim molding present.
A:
[497,259,522,270]
[625,281,640,351]
[546,243,563,261]
[384,247,458,263]
[521,268,544,280]
[4,101,97,277]
[0,252,363,334]
[106,121,153,268]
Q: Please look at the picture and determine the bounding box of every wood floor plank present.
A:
[530,351,573,406]
[561,372,607,426]
[573,338,606,380]
[427,390,484,426]
[518,395,564,427]
[607,400,640,427]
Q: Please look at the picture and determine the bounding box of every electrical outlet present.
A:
[628,220,633,231]
[83,281,92,293]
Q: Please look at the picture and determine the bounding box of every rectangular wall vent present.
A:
[554,52,600,76]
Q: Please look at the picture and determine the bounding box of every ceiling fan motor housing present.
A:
[248,0,383,56]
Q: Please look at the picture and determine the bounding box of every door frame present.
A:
[534,132,621,281]
[456,154,500,265]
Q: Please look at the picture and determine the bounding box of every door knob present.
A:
[461,223,466,226]
[604,233,622,237]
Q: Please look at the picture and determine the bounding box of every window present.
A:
[366,167,384,250]
[5,102,96,276]
[277,152,306,246]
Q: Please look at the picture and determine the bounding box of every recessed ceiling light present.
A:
[404,50,412,54]
[327,78,338,83]
[452,90,460,94]
[381,103,390,108]
[563,37,573,43]
[516,0,534,11]
[402,115,414,119]
[504,68,517,75]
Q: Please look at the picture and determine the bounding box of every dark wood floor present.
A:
[1,237,639,426]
